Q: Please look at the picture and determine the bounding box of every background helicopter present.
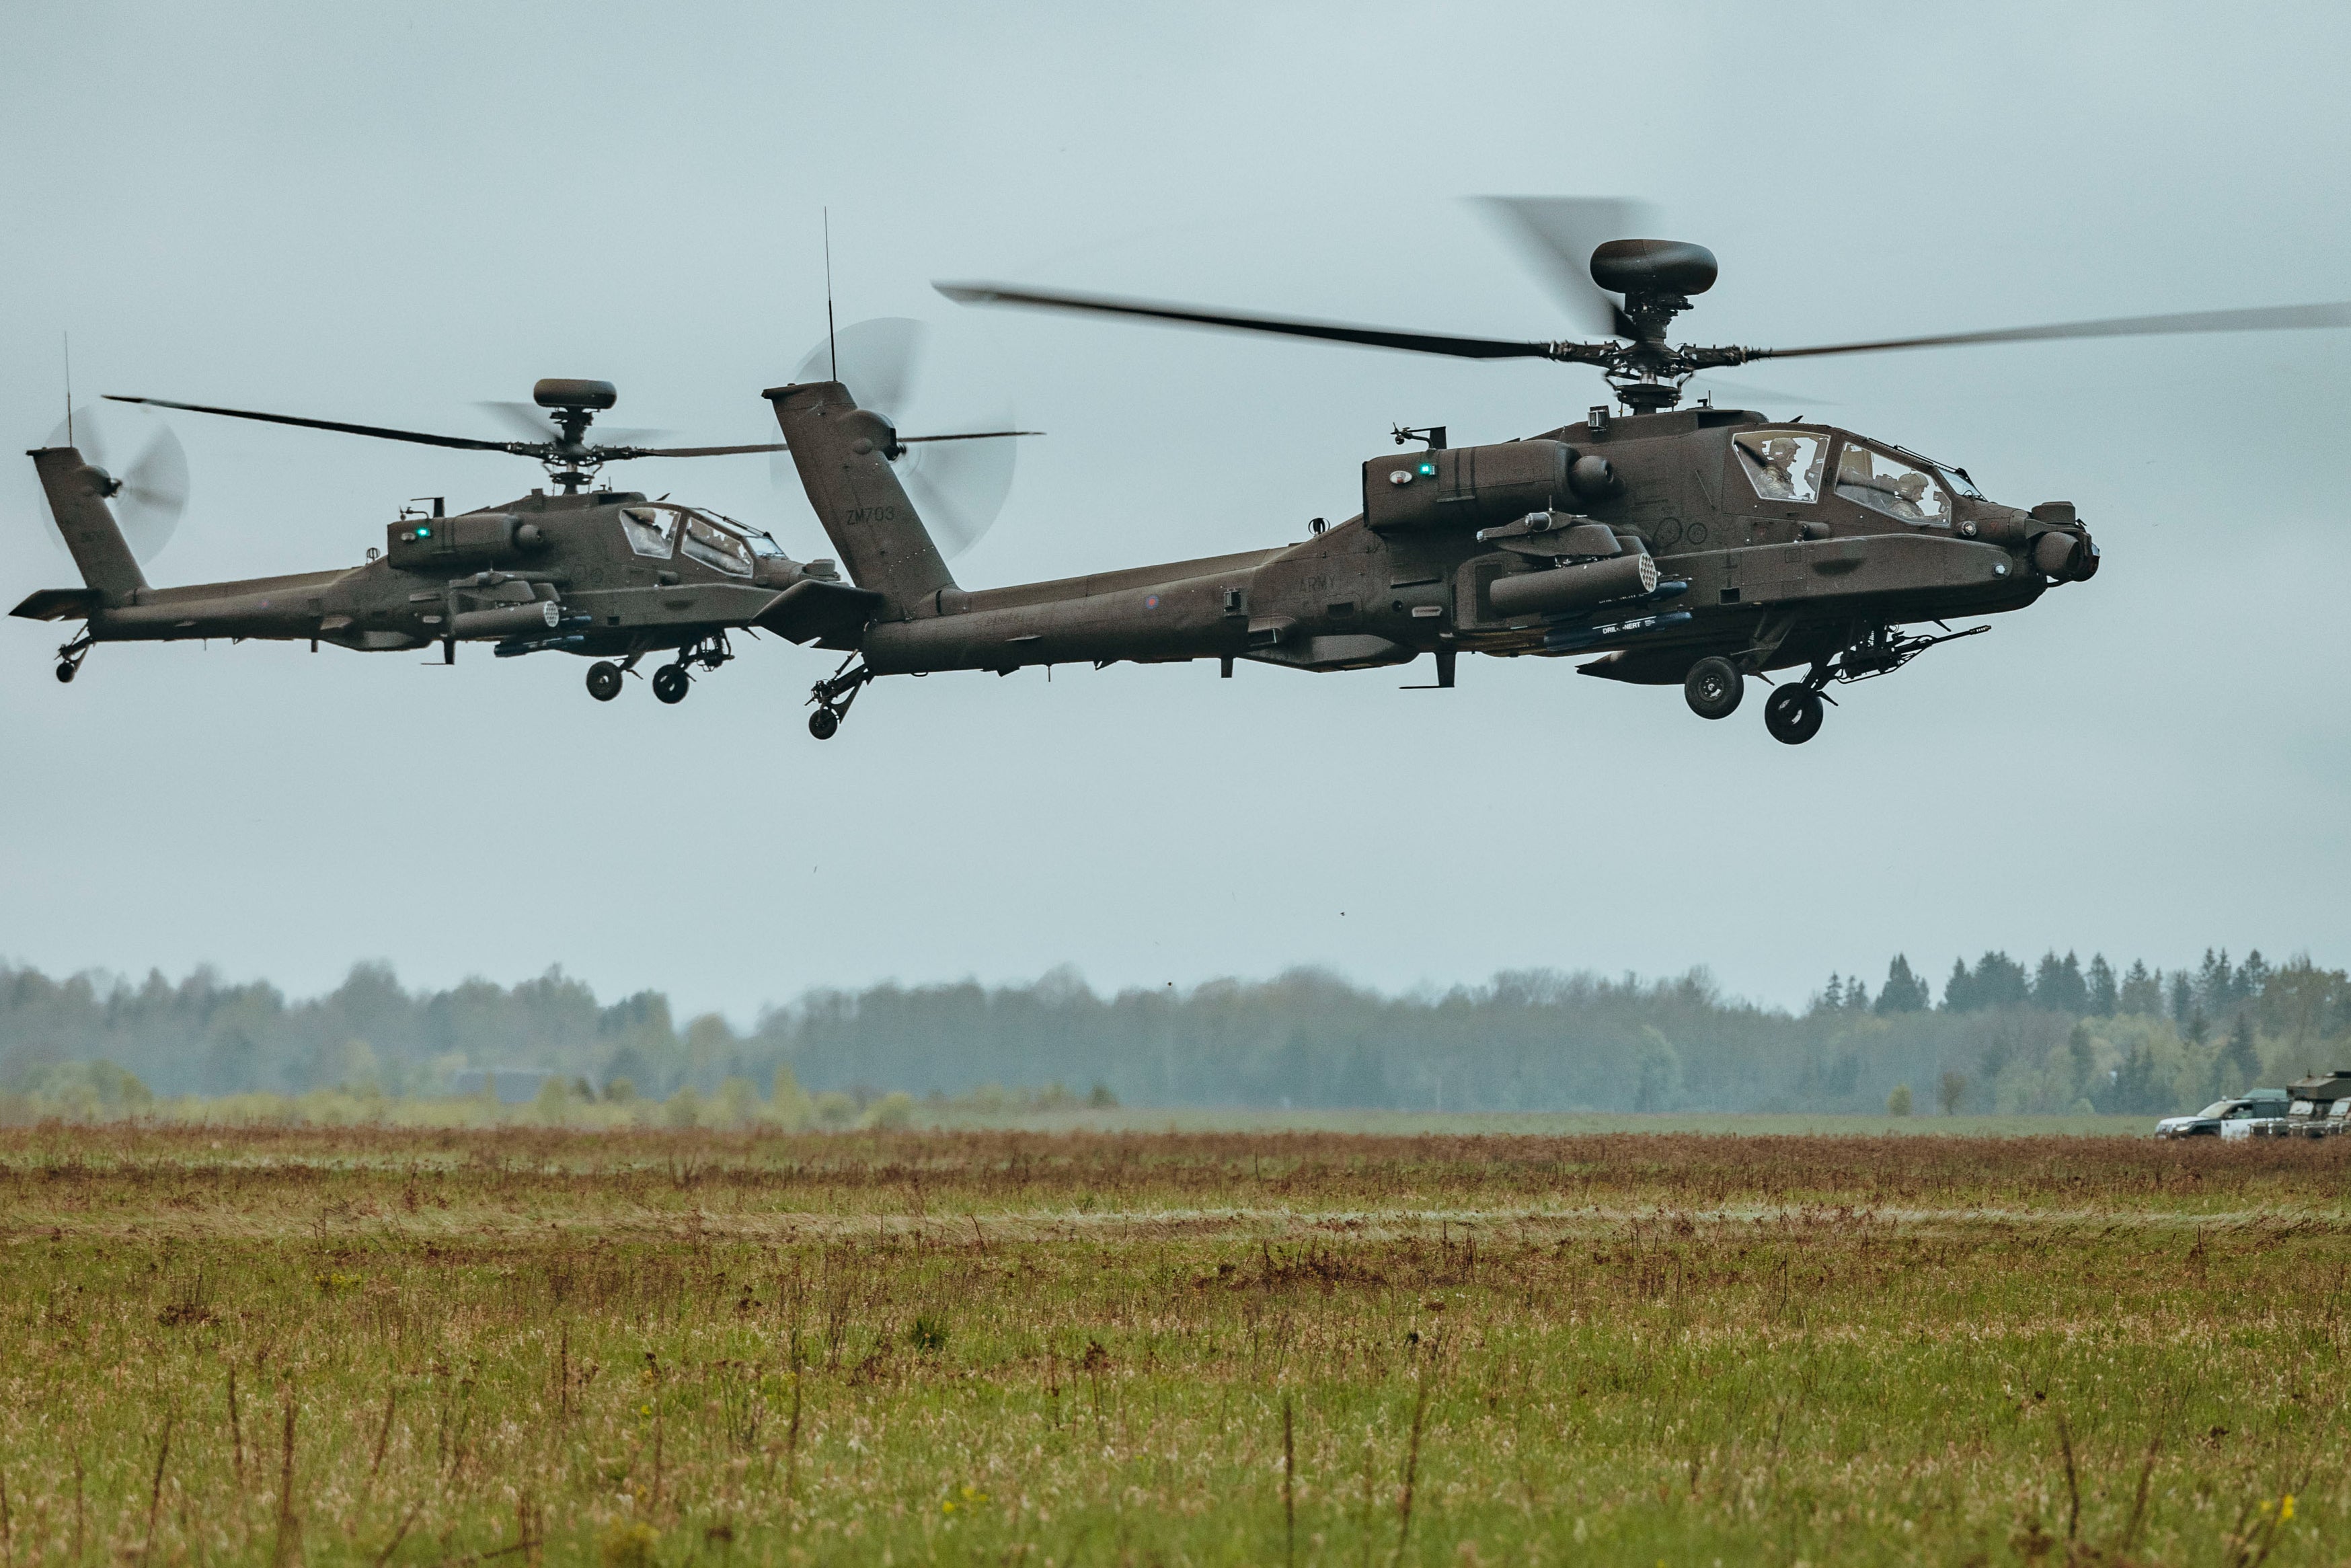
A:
[15,352,1024,703]
[766,198,2347,744]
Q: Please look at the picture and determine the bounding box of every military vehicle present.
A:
[2225,1072,2351,1139]
[14,371,1020,704]
[771,198,2347,744]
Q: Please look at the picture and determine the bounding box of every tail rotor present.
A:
[778,317,1026,559]
[42,402,188,564]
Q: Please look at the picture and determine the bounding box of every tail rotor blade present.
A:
[792,317,926,422]
[42,404,188,565]
[900,416,1017,559]
[118,424,190,561]
[776,316,1024,558]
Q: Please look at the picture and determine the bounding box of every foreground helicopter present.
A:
[769,199,2348,744]
[14,369,1019,703]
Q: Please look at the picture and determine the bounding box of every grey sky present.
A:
[2,1,2344,1022]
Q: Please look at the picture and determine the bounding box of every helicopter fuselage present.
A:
[831,405,2095,689]
[16,464,878,689]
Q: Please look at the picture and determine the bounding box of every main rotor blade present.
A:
[106,395,529,453]
[937,282,1564,361]
[475,400,558,440]
[606,442,793,458]
[1473,196,1655,338]
[1756,299,2351,360]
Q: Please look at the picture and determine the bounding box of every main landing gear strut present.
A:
[53,634,93,684]
[806,656,874,740]
[586,635,734,705]
[1685,622,1989,746]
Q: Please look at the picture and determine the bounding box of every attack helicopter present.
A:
[14,370,1021,704]
[766,198,2349,744]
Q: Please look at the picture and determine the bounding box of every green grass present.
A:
[0,1124,2341,1566]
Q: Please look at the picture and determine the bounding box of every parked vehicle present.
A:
[2221,1072,2351,1140]
[2160,1091,2287,1138]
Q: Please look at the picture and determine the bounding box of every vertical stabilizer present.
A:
[765,381,954,615]
[30,447,145,600]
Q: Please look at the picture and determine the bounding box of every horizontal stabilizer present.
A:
[755,578,886,648]
[11,587,103,622]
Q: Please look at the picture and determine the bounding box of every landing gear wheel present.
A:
[808,707,841,740]
[54,661,77,684]
[585,661,623,702]
[1683,656,1743,720]
[651,665,691,705]
[1764,684,1826,745]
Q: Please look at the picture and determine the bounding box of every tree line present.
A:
[1,947,2344,1118]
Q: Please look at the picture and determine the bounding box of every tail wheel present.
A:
[651,665,691,705]
[1764,684,1826,745]
[808,707,841,740]
[1683,656,1742,720]
[54,661,77,684]
[585,661,623,702]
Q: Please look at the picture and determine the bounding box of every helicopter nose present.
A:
[2031,527,2098,582]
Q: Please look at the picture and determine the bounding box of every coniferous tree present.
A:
[2239,951,2271,1007]
[2067,1021,2095,1099]
[2171,970,2195,1022]
[2030,951,2090,1014]
[1942,958,1972,1013]
[2198,949,2235,1016]
[2087,955,2119,1017]
[2118,960,2161,1016]
[1876,955,1930,1014]
[2219,1012,2261,1091]
[1964,952,2030,1011]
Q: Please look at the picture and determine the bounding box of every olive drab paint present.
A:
[780,388,2097,745]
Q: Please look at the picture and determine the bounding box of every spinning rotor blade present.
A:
[475,399,562,440]
[1684,375,1839,409]
[779,317,1030,558]
[106,395,525,453]
[1474,196,1655,338]
[479,400,672,448]
[900,403,1019,559]
[791,317,925,420]
[44,404,189,563]
[615,442,792,458]
[936,282,1565,361]
[1757,299,2351,360]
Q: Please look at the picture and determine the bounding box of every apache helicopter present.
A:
[14,367,1020,703]
[771,198,2347,744]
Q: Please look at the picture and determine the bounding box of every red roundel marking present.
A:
[1144,594,1160,609]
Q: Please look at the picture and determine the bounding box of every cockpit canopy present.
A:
[617,502,785,578]
[1733,427,1981,526]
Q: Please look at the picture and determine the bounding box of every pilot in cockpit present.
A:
[1889,471,1930,520]
[1753,437,1801,500]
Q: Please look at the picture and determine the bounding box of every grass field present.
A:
[2,1125,2344,1567]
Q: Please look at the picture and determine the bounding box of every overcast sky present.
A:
[1,1,2344,1022]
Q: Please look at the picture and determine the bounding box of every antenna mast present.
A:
[823,209,838,383]
[63,331,73,447]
